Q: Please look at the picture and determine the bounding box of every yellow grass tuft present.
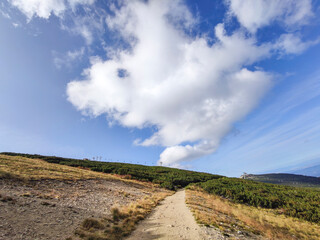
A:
[186,187,320,240]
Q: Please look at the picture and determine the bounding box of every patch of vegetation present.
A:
[186,188,320,240]
[1,152,222,189]
[194,177,320,224]
[0,170,19,180]
[82,218,104,230]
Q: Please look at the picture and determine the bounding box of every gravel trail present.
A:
[126,190,213,240]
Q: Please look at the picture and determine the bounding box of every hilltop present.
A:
[240,173,320,188]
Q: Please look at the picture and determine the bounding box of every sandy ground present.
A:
[0,178,155,240]
[126,190,225,240]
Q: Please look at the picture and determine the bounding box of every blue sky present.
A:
[1,0,320,177]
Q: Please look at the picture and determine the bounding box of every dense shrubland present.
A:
[194,177,320,223]
[1,152,222,189]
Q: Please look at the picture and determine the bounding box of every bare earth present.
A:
[0,178,156,240]
[126,190,225,240]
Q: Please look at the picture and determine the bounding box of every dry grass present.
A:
[0,154,162,192]
[186,187,320,240]
[0,154,119,180]
[75,191,173,240]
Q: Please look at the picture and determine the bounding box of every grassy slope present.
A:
[0,154,118,181]
[194,177,320,224]
[186,188,320,240]
[1,152,222,189]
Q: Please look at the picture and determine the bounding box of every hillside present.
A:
[241,173,320,188]
[1,152,223,190]
[186,177,320,239]
[2,153,320,240]
[0,154,172,240]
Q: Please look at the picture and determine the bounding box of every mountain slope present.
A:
[241,173,320,188]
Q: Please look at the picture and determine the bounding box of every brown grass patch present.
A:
[75,191,173,240]
[0,154,120,181]
[0,155,153,189]
[0,154,161,193]
[186,187,320,240]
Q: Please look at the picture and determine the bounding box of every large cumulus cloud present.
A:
[67,0,275,167]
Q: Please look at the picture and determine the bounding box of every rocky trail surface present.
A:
[126,190,225,240]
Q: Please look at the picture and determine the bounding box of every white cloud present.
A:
[275,34,320,55]
[226,0,313,33]
[67,0,273,167]
[60,8,105,45]
[53,47,85,69]
[0,8,11,19]
[8,0,101,44]
[159,141,217,168]
[8,0,95,20]
[9,0,65,19]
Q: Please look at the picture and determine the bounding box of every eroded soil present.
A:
[0,178,155,240]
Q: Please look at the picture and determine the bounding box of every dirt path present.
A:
[126,190,209,240]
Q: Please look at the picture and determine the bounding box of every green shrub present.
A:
[196,177,320,224]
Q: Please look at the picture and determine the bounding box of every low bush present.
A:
[195,177,320,224]
[82,218,104,230]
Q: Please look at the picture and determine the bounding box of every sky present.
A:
[0,0,320,177]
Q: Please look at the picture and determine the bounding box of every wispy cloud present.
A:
[226,0,313,33]
[212,72,320,175]
[53,47,85,69]
[7,0,95,20]
[275,33,320,56]
[7,0,100,44]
